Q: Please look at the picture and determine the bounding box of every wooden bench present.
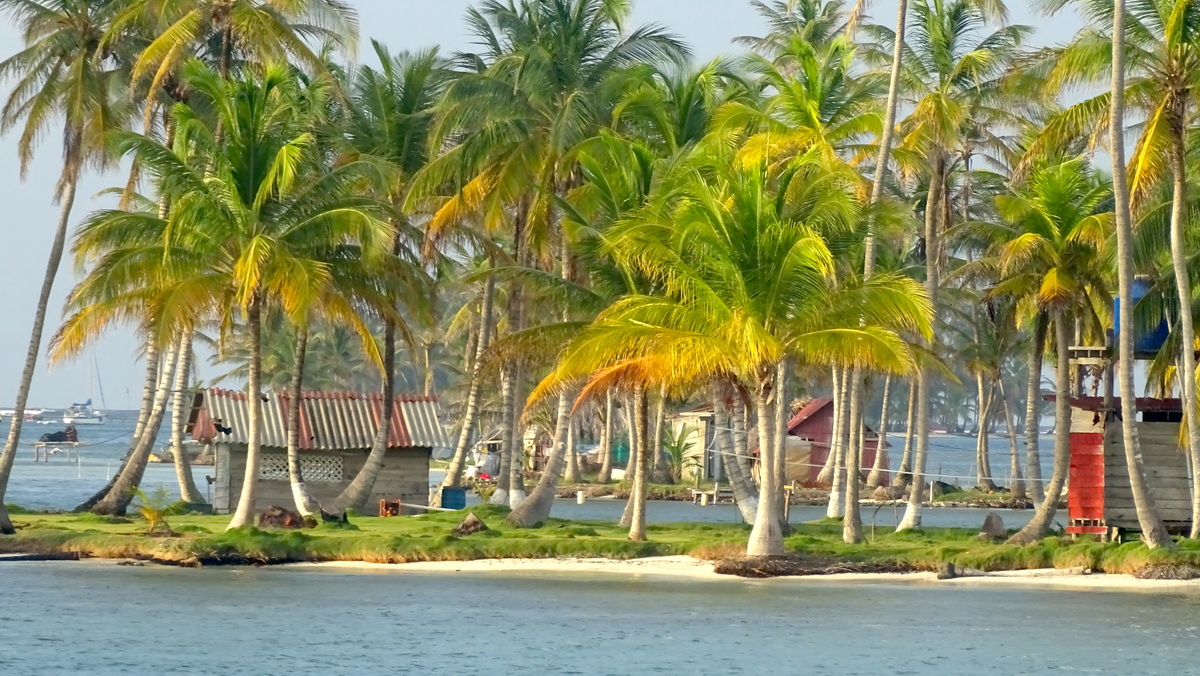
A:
[32,442,80,463]
[691,488,736,505]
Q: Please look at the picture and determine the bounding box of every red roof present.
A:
[786,396,834,432]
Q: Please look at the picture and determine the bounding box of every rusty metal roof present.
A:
[190,388,449,450]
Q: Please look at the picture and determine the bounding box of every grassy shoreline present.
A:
[4,505,1200,578]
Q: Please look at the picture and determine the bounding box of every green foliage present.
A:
[133,487,176,536]
[6,511,1200,576]
[661,424,701,484]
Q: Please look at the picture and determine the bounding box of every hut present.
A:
[783,397,886,485]
[1063,394,1192,537]
[188,388,449,514]
[1063,281,1192,537]
[670,408,725,482]
[670,398,888,485]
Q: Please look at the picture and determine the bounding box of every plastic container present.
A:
[441,486,467,510]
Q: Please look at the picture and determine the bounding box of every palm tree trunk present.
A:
[507,364,527,508]
[1024,313,1048,503]
[227,301,264,529]
[443,272,496,488]
[732,394,751,477]
[628,385,650,541]
[74,337,160,512]
[508,390,572,527]
[747,365,783,555]
[623,393,638,478]
[817,366,843,484]
[892,379,916,488]
[867,375,892,488]
[854,0,907,521]
[1166,127,1200,538]
[863,0,909,272]
[651,390,670,483]
[170,329,205,505]
[564,416,580,484]
[1111,4,1174,547]
[843,367,865,543]
[286,324,321,515]
[826,366,850,517]
[597,390,614,483]
[998,377,1025,500]
[491,364,516,505]
[898,153,944,531]
[713,381,758,523]
[619,394,639,529]
[93,337,180,516]
[1008,311,1073,544]
[774,360,789,529]
[329,318,397,515]
[0,173,79,533]
[976,378,999,491]
[422,344,435,396]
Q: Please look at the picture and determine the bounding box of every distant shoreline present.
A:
[8,555,1200,595]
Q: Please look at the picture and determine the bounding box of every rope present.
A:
[17,431,132,449]
[695,432,1052,486]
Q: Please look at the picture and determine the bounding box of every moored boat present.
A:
[63,400,104,425]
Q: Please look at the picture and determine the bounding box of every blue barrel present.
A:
[441,486,467,510]
[1113,277,1169,355]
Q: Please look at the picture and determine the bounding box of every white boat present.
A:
[0,408,42,418]
[63,400,104,425]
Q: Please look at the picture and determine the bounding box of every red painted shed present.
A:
[1063,396,1192,537]
[784,396,887,486]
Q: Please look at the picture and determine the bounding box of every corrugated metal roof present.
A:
[787,396,833,431]
[190,388,449,450]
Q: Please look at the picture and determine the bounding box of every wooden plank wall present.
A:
[1103,422,1192,529]
[213,446,431,515]
[214,444,232,512]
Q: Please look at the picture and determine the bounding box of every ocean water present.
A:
[1,410,210,510]
[1,563,1198,675]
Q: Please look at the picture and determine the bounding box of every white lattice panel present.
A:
[302,454,343,482]
[257,453,343,483]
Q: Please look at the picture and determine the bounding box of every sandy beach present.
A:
[269,556,1200,593]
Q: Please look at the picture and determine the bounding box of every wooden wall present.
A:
[1103,422,1192,531]
[213,445,431,515]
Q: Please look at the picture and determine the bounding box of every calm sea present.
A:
[1,563,1197,675]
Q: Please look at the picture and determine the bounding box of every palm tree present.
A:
[1108,0,1174,548]
[413,0,687,508]
[880,0,1028,531]
[534,148,932,551]
[324,44,448,515]
[736,0,853,54]
[0,0,132,533]
[60,61,391,527]
[117,0,358,83]
[969,158,1111,544]
[1031,0,1200,538]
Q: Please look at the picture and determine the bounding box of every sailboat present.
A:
[63,399,104,424]
[64,353,107,424]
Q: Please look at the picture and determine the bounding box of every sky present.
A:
[0,0,1083,409]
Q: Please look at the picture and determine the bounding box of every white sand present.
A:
[277,557,1200,592]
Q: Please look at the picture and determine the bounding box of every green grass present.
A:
[3,506,1199,574]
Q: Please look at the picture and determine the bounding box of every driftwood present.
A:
[1134,563,1200,580]
[452,513,490,536]
[714,555,915,579]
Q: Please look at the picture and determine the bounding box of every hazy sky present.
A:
[0,0,1082,409]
